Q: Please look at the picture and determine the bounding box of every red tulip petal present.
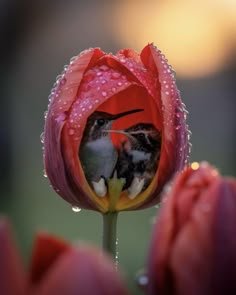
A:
[33,245,130,295]
[0,218,27,295]
[140,44,190,207]
[30,232,70,285]
[44,48,106,210]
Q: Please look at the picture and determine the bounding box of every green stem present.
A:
[102,212,118,261]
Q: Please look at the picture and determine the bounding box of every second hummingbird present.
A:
[114,123,161,198]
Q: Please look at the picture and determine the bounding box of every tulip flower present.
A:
[147,162,236,295]
[43,44,189,214]
[0,218,129,295]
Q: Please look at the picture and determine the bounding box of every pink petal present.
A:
[0,218,27,295]
[140,44,190,208]
[44,48,105,210]
[33,245,130,295]
[29,232,70,285]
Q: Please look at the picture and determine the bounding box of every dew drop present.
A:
[72,206,81,212]
[43,169,47,178]
[100,65,108,71]
[175,125,181,130]
[101,79,106,84]
[120,57,126,63]
[60,77,66,85]
[69,129,75,135]
[56,112,67,123]
[154,203,162,210]
[56,74,62,81]
[70,56,77,63]
[96,72,102,76]
[101,91,107,97]
[176,112,181,118]
[111,72,121,79]
[137,274,149,288]
[117,81,122,86]
[40,132,45,144]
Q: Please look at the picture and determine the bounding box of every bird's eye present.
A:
[97,119,105,126]
[138,133,145,139]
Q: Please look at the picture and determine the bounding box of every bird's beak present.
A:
[111,108,144,120]
[106,129,133,139]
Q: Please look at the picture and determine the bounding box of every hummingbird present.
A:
[114,123,161,198]
[79,108,143,196]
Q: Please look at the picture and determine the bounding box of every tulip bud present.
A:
[43,44,189,213]
[147,162,236,295]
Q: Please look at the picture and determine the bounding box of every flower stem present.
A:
[102,212,118,261]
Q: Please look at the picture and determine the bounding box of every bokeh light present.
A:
[113,0,236,78]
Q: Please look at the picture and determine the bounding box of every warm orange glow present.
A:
[113,1,236,78]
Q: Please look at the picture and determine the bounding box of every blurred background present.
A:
[1,0,236,293]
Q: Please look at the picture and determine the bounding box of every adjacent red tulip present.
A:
[147,162,236,295]
[43,44,189,213]
[0,218,129,295]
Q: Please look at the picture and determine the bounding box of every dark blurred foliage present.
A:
[0,1,235,294]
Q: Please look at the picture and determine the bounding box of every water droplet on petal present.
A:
[44,111,48,119]
[40,132,45,144]
[70,56,77,63]
[111,72,121,79]
[56,112,67,123]
[102,91,107,97]
[60,77,66,85]
[100,65,108,71]
[69,129,75,135]
[137,274,149,288]
[43,169,47,178]
[72,206,81,212]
